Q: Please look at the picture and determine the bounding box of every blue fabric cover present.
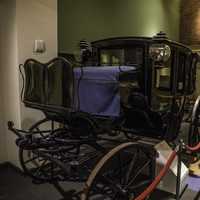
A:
[74,66,136,117]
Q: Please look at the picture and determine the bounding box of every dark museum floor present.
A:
[0,163,199,200]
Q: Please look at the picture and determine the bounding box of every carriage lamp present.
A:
[149,43,171,63]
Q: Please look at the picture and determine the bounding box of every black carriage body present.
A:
[90,37,197,99]
[21,36,198,142]
[86,36,198,140]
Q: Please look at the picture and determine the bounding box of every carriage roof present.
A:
[91,36,192,53]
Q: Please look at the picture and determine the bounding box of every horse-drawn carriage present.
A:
[8,33,199,199]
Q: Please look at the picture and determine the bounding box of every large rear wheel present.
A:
[82,142,155,200]
[188,96,200,147]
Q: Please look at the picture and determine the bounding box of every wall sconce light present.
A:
[33,40,46,54]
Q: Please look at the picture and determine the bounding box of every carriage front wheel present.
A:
[81,142,155,200]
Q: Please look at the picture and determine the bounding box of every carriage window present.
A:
[154,59,171,90]
[119,71,141,106]
[177,53,186,93]
[190,56,198,94]
[155,67,170,89]
[151,58,172,111]
[151,66,171,112]
[100,49,124,66]
[124,48,143,65]
[100,48,143,66]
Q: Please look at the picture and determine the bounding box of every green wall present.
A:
[58,0,181,54]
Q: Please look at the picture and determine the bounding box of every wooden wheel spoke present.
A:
[92,187,120,200]
[118,152,123,184]
[125,160,151,188]
[124,152,137,185]
[128,179,151,191]
[91,184,113,199]
[103,158,131,180]
[100,174,123,194]
[24,156,40,164]
[33,160,48,176]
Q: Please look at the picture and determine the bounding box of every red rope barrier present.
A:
[134,150,177,200]
[186,142,200,152]
[133,139,200,200]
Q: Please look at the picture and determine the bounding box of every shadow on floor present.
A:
[0,163,198,200]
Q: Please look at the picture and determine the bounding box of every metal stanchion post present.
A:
[176,141,183,200]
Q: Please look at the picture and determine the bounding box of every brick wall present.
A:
[180,0,200,45]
